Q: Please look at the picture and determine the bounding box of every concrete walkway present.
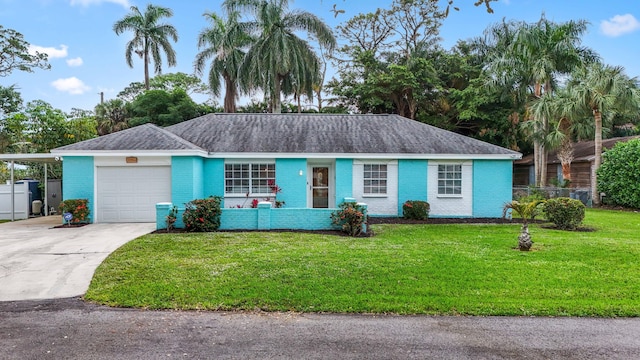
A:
[0,217,155,301]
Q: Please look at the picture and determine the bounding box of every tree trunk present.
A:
[316,88,322,113]
[593,109,603,205]
[223,76,237,113]
[144,40,150,90]
[533,141,541,186]
[272,75,282,114]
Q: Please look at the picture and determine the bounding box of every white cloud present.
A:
[51,77,91,95]
[66,57,84,67]
[601,14,640,37]
[28,44,68,59]
[69,0,130,8]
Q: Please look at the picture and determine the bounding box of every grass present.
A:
[85,209,640,316]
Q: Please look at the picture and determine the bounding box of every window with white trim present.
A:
[363,164,387,195]
[225,163,275,195]
[437,164,462,195]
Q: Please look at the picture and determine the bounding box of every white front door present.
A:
[308,163,334,208]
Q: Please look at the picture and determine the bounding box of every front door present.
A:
[311,166,329,208]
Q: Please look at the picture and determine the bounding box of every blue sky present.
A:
[2,0,640,113]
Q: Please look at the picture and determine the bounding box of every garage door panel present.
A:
[97,166,171,223]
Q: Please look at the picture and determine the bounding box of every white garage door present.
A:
[96,166,171,223]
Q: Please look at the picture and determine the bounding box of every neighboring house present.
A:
[514,135,640,194]
[52,114,522,230]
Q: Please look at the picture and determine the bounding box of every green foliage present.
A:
[182,196,223,232]
[543,197,585,230]
[166,205,178,232]
[402,200,430,220]
[597,139,640,209]
[330,202,366,237]
[59,199,90,223]
[95,99,129,136]
[502,199,544,224]
[128,89,202,126]
[0,25,50,77]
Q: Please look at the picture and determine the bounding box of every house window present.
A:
[364,164,387,195]
[225,163,275,195]
[438,164,462,195]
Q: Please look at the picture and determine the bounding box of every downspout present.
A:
[10,161,14,222]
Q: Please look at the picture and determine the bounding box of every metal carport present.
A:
[0,153,59,221]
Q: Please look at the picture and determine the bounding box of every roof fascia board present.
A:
[50,150,208,157]
[209,152,522,160]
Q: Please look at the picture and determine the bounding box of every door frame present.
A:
[307,160,335,209]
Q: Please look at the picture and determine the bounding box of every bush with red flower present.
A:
[59,199,90,224]
[330,201,367,237]
[182,196,222,232]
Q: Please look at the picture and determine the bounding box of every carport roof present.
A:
[0,153,59,163]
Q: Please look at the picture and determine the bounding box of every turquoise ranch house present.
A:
[51,114,522,230]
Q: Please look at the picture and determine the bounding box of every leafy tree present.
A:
[0,25,50,77]
[566,62,640,205]
[598,139,640,209]
[223,0,336,113]
[194,11,252,113]
[95,99,129,135]
[0,85,23,117]
[128,89,203,127]
[117,72,209,102]
[113,4,179,90]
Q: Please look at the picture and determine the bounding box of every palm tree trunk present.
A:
[144,43,150,90]
[223,76,237,113]
[272,75,282,114]
[533,141,541,186]
[593,109,603,205]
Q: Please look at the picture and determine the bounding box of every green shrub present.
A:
[183,196,222,232]
[402,200,430,220]
[59,199,90,223]
[543,197,585,230]
[597,139,640,209]
[330,202,366,237]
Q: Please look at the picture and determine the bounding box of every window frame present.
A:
[437,163,463,197]
[363,163,388,197]
[224,161,276,196]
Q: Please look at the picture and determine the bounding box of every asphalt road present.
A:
[1,298,639,359]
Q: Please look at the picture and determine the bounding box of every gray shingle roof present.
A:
[54,114,520,156]
[54,123,204,151]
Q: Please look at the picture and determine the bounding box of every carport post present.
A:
[10,161,14,222]
[44,163,48,216]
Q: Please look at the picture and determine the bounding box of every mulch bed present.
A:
[52,223,90,229]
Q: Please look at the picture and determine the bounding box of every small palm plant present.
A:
[503,199,545,251]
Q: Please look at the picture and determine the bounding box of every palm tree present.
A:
[481,16,596,186]
[223,0,336,113]
[95,99,129,136]
[113,4,179,90]
[566,62,640,205]
[194,11,252,113]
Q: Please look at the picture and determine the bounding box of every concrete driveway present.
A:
[0,217,155,301]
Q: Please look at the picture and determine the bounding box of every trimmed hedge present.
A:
[402,200,430,220]
[543,197,585,230]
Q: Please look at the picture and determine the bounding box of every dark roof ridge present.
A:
[143,123,205,151]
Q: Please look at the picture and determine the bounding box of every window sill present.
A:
[362,194,388,198]
[225,194,274,198]
[436,194,463,199]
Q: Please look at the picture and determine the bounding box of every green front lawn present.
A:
[85,209,640,316]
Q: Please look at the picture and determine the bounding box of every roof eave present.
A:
[207,152,522,160]
[49,149,209,157]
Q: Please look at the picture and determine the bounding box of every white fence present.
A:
[0,183,29,220]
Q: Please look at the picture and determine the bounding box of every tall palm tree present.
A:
[566,62,640,205]
[223,0,336,113]
[194,11,252,113]
[481,16,596,186]
[113,4,179,90]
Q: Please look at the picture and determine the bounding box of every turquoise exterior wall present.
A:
[397,159,428,215]
[203,158,225,198]
[473,160,513,217]
[171,156,204,206]
[276,158,307,208]
[62,156,94,222]
[335,159,353,206]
